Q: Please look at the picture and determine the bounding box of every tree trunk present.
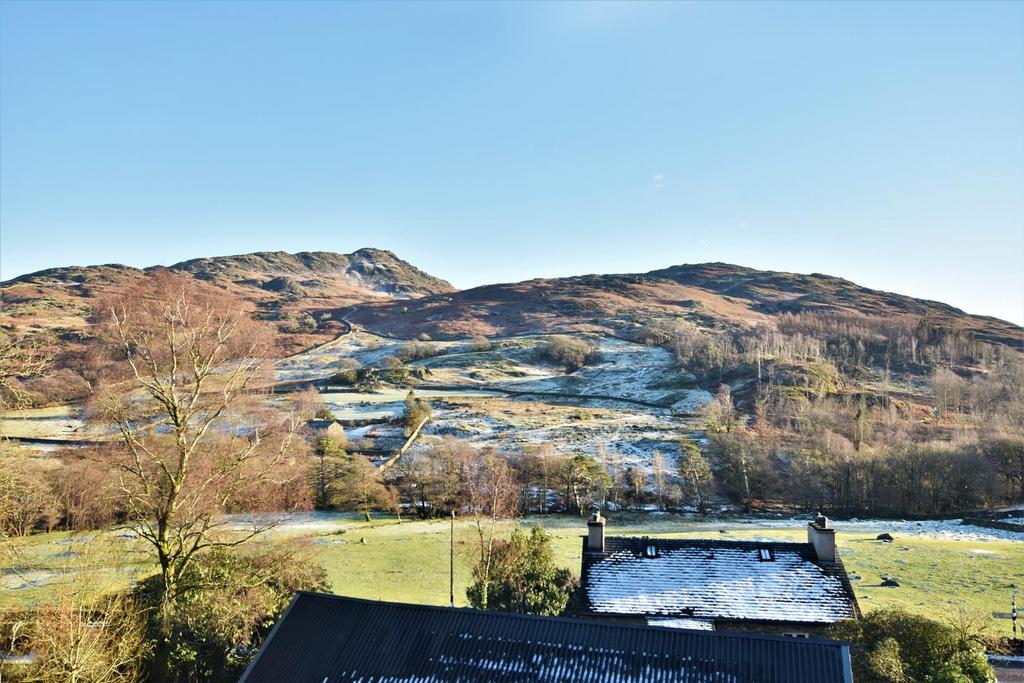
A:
[151,635,171,683]
[150,599,173,683]
[740,452,752,514]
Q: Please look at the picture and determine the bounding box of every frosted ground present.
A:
[3,329,711,480]
[274,330,713,468]
[221,511,1024,543]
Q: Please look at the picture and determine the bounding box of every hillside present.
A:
[3,250,1021,415]
[4,251,1021,372]
[3,249,1022,524]
[0,248,454,347]
[343,262,1024,348]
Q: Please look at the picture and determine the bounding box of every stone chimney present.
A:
[586,511,606,553]
[807,513,836,562]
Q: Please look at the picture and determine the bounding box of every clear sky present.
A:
[1,1,1022,325]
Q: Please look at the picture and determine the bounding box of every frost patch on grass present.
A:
[727,517,1024,543]
[1,569,57,590]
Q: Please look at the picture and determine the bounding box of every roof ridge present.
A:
[292,592,848,647]
[604,536,812,548]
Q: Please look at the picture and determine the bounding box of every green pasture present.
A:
[3,515,1022,636]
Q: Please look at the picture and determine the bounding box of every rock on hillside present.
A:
[167,248,453,298]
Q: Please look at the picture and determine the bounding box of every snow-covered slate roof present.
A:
[582,538,858,624]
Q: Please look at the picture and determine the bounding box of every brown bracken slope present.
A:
[0,248,454,352]
[343,263,1024,348]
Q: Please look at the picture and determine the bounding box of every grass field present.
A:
[4,514,1023,637]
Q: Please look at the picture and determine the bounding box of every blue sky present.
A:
[2,1,1022,324]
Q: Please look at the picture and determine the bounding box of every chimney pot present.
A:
[586,511,606,553]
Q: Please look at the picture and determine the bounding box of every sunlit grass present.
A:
[4,514,1022,637]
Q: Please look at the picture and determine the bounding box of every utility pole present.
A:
[449,509,455,608]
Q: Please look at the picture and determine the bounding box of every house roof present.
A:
[581,537,860,625]
[241,592,853,683]
[309,419,342,431]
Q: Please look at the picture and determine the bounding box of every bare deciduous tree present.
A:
[94,279,300,682]
[465,449,518,609]
[0,333,52,411]
[651,450,667,511]
[932,367,965,418]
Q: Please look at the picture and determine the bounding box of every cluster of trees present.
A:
[327,436,695,520]
[391,440,613,518]
[305,434,650,523]
[697,384,1024,516]
[311,396,1024,522]
[704,425,1021,516]
[311,441,397,522]
[308,384,1023,521]
[640,311,1019,380]
[776,310,1013,373]
[630,312,1024,515]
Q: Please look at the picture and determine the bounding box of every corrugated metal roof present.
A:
[241,592,853,683]
[581,537,860,625]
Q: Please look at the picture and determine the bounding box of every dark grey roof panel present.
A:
[241,592,853,683]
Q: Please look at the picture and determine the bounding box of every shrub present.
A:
[314,407,337,421]
[542,335,597,371]
[133,547,328,682]
[332,358,361,385]
[4,592,145,683]
[469,335,492,352]
[467,525,577,616]
[830,608,994,683]
[354,367,382,392]
[403,390,432,435]
[396,341,441,362]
